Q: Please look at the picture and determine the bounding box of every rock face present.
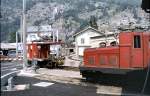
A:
[1,0,149,42]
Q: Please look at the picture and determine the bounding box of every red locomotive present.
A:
[80,32,150,78]
[27,41,64,68]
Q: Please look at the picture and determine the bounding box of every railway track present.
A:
[0,57,23,61]
[61,66,80,71]
[0,55,23,61]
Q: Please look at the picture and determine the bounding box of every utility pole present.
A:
[16,31,18,58]
[20,15,23,57]
[20,16,23,45]
[56,30,59,42]
[22,0,27,70]
[53,30,55,42]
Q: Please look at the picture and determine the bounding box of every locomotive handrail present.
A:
[119,44,131,47]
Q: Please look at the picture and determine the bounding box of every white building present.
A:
[90,33,119,48]
[26,25,52,42]
[73,26,104,57]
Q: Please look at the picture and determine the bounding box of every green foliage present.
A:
[8,32,16,43]
[34,20,42,26]
[1,0,142,42]
[78,20,88,30]
[8,31,20,43]
[89,16,98,29]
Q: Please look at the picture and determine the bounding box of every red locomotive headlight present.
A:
[37,45,41,50]
[27,53,29,58]
[30,45,33,50]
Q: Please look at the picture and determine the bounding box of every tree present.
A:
[89,16,98,29]
[141,0,150,13]
[8,31,20,43]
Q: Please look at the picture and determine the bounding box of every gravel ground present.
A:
[37,68,82,78]
[63,56,81,67]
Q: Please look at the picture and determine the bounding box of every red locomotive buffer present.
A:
[80,32,150,77]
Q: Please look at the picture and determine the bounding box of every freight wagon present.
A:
[27,41,64,68]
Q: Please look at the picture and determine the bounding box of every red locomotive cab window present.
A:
[134,35,141,48]
[88,57,94,65]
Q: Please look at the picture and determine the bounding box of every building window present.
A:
[134,35,141,48]
[99,42,106,48]
[30,35,36,41]
[81,38,85,44]
[110,41,117,46]
[30,35,36,38]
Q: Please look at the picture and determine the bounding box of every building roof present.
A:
[90,34,115,39]
[73,26,104,37]
[0,43,17,49]
[90,31,120,39]
[27,25,52,33]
